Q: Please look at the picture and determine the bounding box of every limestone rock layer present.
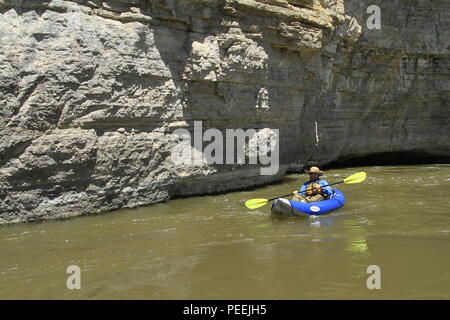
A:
[1,0,449,223]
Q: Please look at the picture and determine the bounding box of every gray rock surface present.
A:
[1,0,449,224]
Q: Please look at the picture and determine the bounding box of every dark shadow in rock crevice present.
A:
[323,150,450,169]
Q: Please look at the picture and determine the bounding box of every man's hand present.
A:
[293,190,299,195]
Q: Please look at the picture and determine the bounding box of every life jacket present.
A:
[305,180,324,196]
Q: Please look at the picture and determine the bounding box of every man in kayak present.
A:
[292,166,334,203]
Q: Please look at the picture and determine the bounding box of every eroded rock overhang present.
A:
[0,0,449,223]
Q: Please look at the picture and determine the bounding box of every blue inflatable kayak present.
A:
[271,189,345,217]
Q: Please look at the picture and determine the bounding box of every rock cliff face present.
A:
[1,0,449,224]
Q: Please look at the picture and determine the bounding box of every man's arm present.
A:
[299,182,307,193]
[319,180,333,196]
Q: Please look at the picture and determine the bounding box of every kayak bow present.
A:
[271,189,345,217]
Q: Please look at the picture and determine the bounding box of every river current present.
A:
[1,165,449,299]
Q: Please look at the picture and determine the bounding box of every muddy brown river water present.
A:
[1,165,449,299]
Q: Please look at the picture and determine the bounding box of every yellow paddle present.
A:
[245,172,366,209]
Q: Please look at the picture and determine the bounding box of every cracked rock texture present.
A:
[1,0,449,224]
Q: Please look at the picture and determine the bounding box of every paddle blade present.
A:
[343,172,366,184]
[245,198,269,209]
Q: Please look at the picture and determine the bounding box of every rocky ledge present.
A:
[1,0,449,224]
